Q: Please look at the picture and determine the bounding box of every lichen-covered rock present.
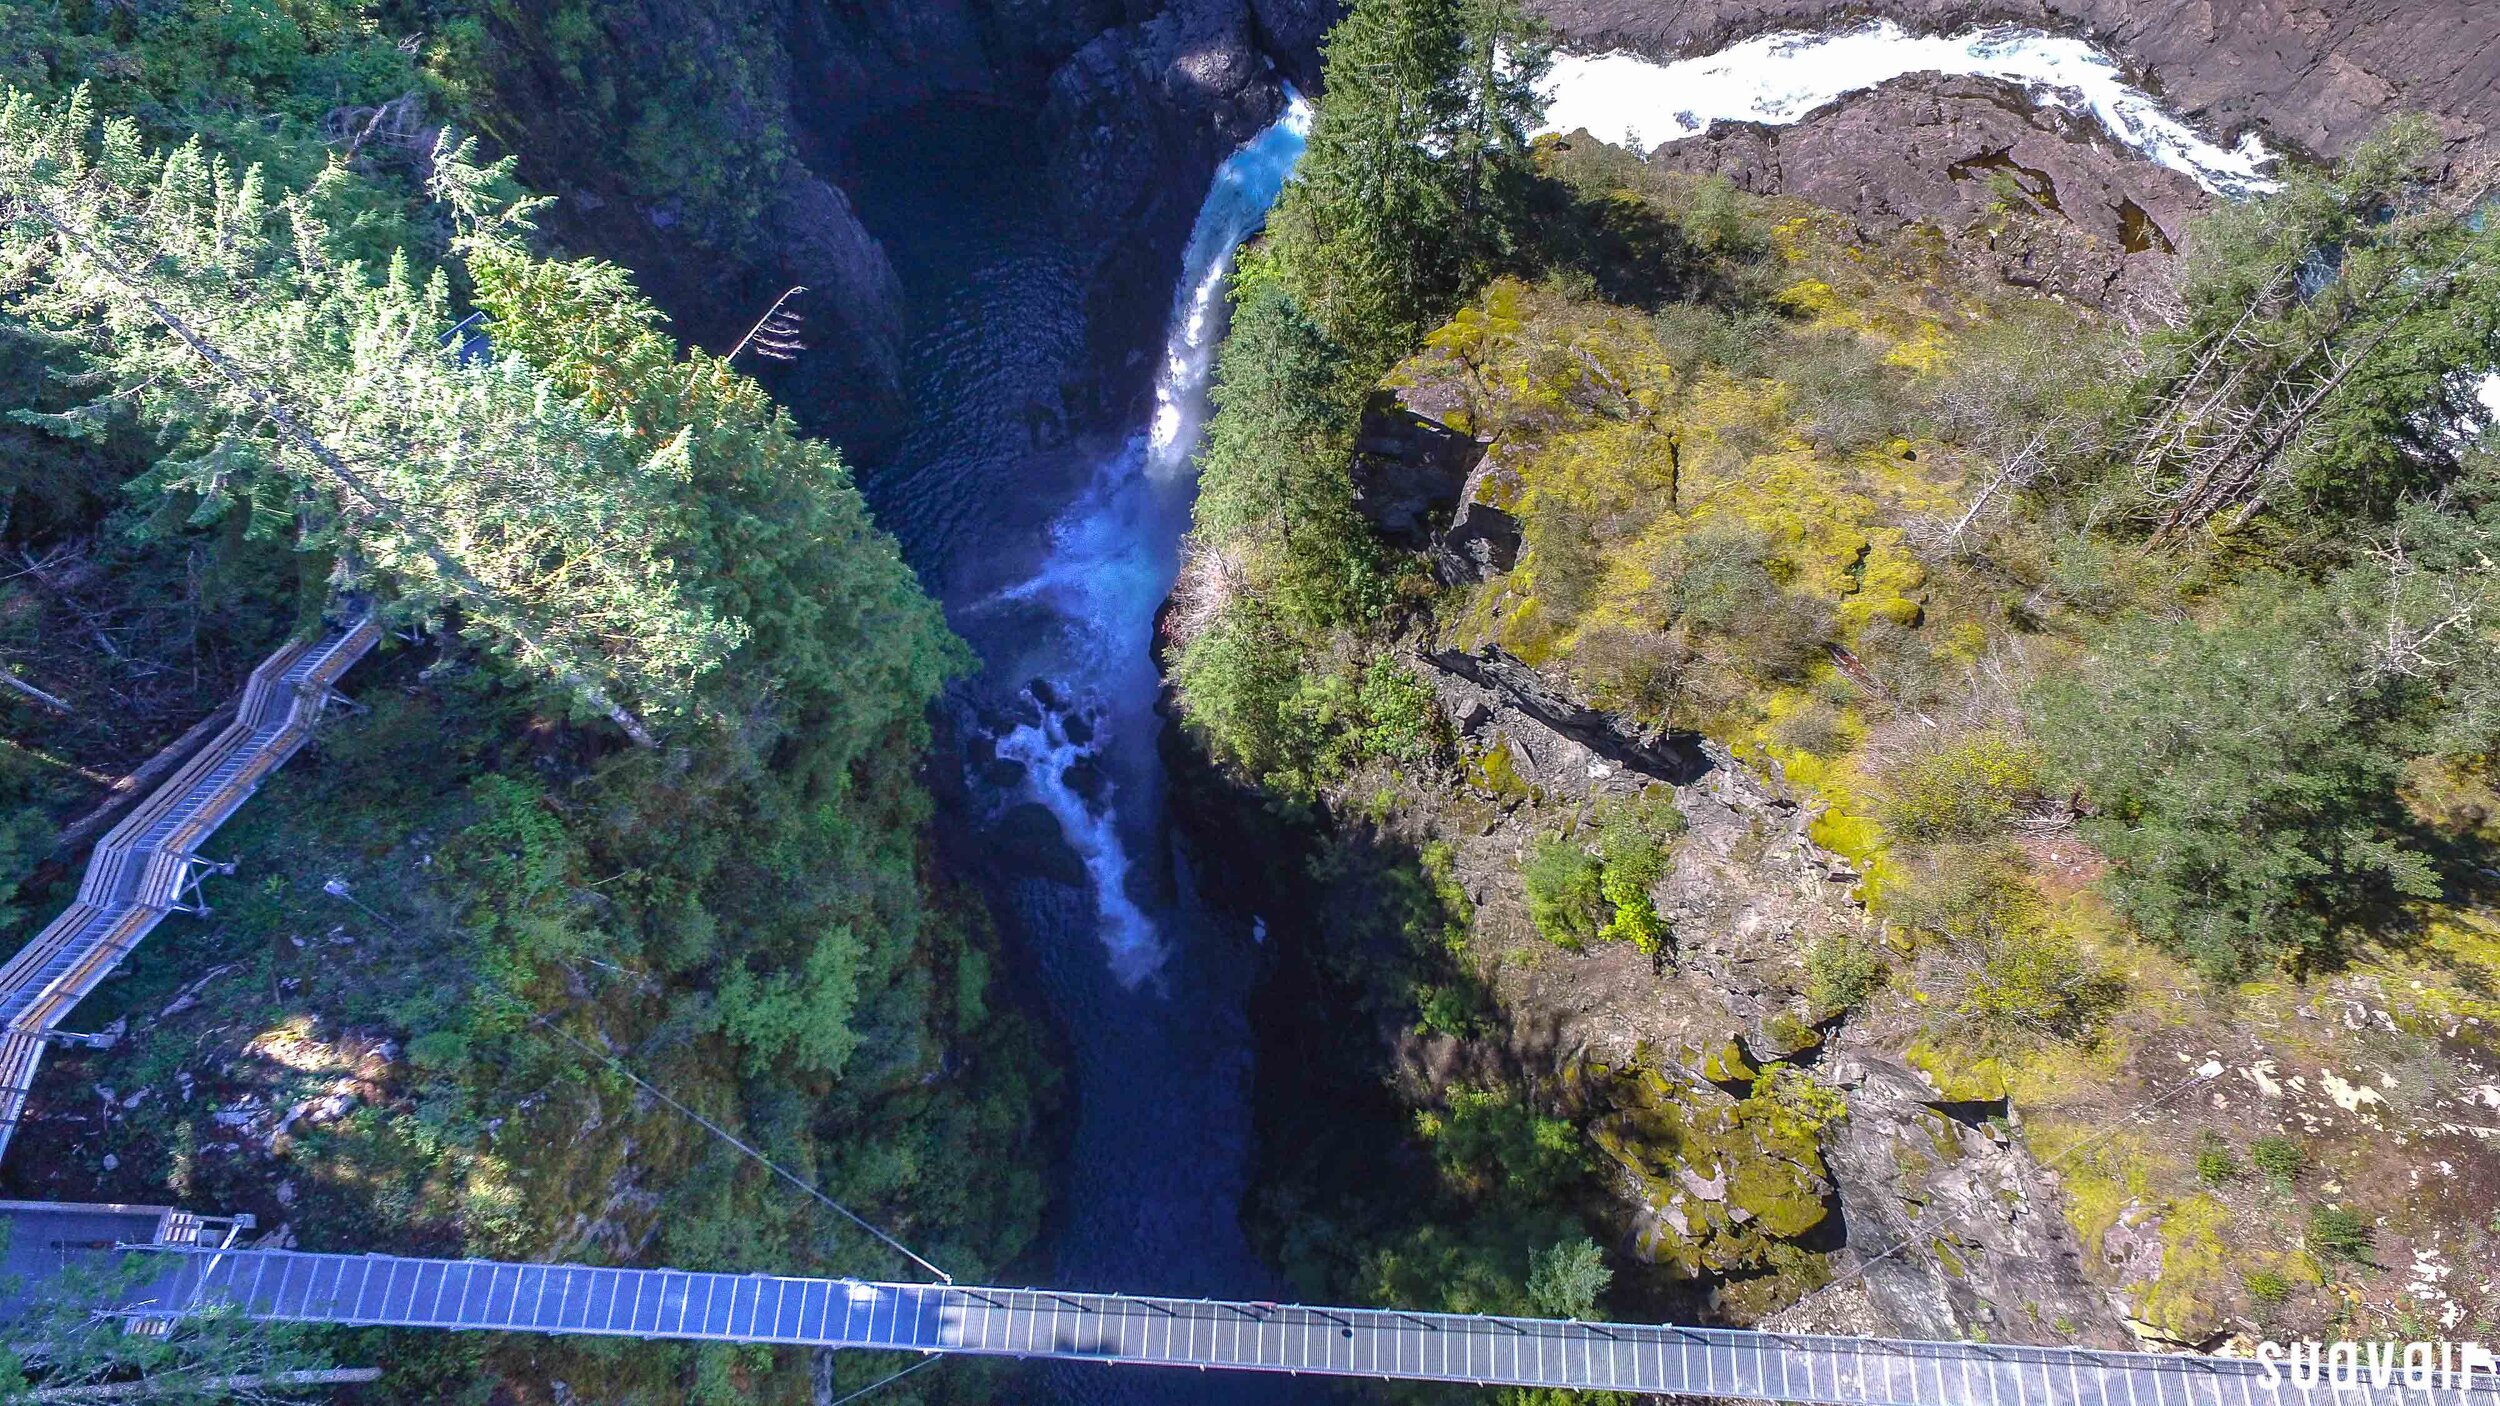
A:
[1419,645,1708,803]
[1590,1057,1843,1277]
[1645,73,2206,311]
[1775,1053,2135,1347]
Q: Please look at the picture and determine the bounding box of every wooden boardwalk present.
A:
[101,1245,2500,1405]
[0,616,376,1163]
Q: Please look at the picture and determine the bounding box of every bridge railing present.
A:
[0,614,376,1165]
[99,1246,2500,1406]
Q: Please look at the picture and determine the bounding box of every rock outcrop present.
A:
[1773,1052,2137,1347]
[1419,646,1710,796]
[1529,0,2500,162]
[1043,0,1291,358]
[1352,398,1489,545]
[1648,73,2206,310]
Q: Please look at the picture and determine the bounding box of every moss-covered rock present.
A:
[1590,1057,1843,1277]
[1906,1037,2009,1102]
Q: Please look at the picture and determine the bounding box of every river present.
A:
[848,88,1314,1405]
[837,21,2266,1405]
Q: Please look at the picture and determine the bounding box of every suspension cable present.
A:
[530,1014,954,1284]
[823,1355,940,1406]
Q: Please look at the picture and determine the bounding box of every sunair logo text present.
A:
[2252,1341,2498,1391]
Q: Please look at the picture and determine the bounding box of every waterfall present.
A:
[986,91,1313,988]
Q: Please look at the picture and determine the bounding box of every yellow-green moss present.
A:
[1904,1037,2009,1102]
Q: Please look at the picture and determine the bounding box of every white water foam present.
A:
[1536,22,2278,197]
[993,700,1167,987]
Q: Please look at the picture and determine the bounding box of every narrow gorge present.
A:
[3,2,2499,1403]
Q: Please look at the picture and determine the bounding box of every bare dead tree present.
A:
[729,285,809,365]
[1,669,72,714]
[321,92,427,166]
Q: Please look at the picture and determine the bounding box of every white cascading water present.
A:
[987,91,1314,989]
[1537,21,2280,197]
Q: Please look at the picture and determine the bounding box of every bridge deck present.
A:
[0,615,376,1164]
[117,1247,2498,1406]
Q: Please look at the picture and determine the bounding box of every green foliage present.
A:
[2245,1268,2293,1307]
[1804,932,1887,1014]
[1420,1084,1586,1196]
[2305,1205,2375,1263]
[1192,278,1378,627]
[0,91,750,736]
[0,769,53,930]
[1518,791,1682,954]
[1592,790,1682,953]
[1882,730,2044,842]
[2250,1135,2307,1189]
[0,20,1041,1406]
[1170,607,1445,795]
[1523,1237,1612,1319]
[2193,1132,2240,1187]
[0,0,441,188]
[2030,581,2444,975]
[1909,851,2120,1048]
[455,1,798,253]
[2125,116,2500,538]
[1521,833,1604,947]
[1352,656,1443,764]
[1269,0,1550,371]
[0,1258,331,1403]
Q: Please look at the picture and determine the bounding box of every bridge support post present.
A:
[169,855,236,916]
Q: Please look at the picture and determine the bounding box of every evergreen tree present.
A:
[0,86,745,743]
[1270,0,1548,370]
[1190,272,1375,625]
[2125,116,2500,541]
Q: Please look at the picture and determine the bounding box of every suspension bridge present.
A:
[0,1203,2477,1405]
[4,621,2495,1403]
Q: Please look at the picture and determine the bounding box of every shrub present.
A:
[1521,835,1604,948]
[1882,731,2044,842]
[1912,856,2122,1046]
[1805,934,1887,1013]
[1772,704,1853,758]
[2244,1269,2292,1307]
[2193,1133,2240,1187]
[2305,1206,2374,1263]
[1786,328,1911,456]
[1170,604,1314,784]
[2028,583,2443,977]
[2249,1136,2306,1189]
[1593,791,1684,954]
[1524,1238,1613,1320]
[1350,656,1442,765]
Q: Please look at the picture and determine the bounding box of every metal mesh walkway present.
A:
[117,1246,2500,1405]
[0,614,377,1163]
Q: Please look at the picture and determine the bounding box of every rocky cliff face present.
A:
[1647,73,2208,311]
[474,0,1332,457]
[1530,0,2500,162]
[1378,650,2133,1342]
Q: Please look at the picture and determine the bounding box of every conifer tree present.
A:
[1269,0,1549,371]
[0,85,747,743]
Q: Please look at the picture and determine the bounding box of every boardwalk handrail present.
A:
[106,1246,2500,1405]
[0,614,377,1164]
